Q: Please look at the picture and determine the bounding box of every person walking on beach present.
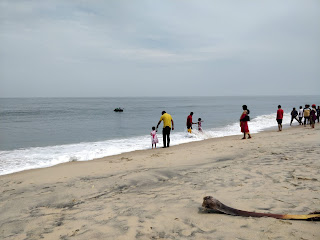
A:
[156,111,174,148]
[290,107,299,126]
[303,104,311,126]
[240,105,251,139]
[317,106,320,123]
[197,118,203,132]
[310,104,317,128]
[150,126,158,149]
[186,112,196,133]
[276,105,284,131]
[298,106,304,125]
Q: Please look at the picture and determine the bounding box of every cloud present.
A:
[0,0,319,97]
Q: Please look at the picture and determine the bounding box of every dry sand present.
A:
[0,126,319,240]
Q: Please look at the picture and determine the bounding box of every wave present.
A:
[0,112,292,176]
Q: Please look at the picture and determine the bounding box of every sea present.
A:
[0,96,319,176]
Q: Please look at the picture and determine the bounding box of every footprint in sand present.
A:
[121,157,133,161]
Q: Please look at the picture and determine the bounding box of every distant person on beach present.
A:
[156,111,174,148]
[303,104,311,126]
[186,112,196,133]
[310,104,317,128]
[276,105,284,131]
[240,105,251,139]
[290,107,299,126]
[317,106,320,123]
[298,106,304,125]
[197,118,203,132]
[150,126,158,149]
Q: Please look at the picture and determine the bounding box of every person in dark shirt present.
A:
[290,107,299,126]
[317,106,320,123]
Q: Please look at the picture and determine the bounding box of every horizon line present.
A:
[0,94,319,99]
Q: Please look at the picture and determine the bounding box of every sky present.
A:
[0,0,319,97]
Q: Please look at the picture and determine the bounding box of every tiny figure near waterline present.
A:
[303,104,311,126]
[290,107,299,126]
[150,126,159,149]
[298,106,304,125]
[197,118,203,132]
[186,112,196,133]
[240,105,251,139]
[276,105,284,131]
[310,104,317,129]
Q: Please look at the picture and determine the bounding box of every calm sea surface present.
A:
[0,96,319,175]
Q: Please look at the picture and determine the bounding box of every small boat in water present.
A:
[114,108,124,112]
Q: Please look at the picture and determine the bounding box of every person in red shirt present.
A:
[276,105,284,131]
[186,112,196,133]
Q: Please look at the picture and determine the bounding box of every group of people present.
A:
[186,112,203,133]
[151,103,319,148]
[150,111,203,149]
[150,111,174,149]
[278,104,319,130]
[241,104,319,140]
[289,105,320,128]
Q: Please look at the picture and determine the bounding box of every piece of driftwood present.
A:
[202,196,320,221]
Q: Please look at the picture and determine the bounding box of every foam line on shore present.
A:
[0,112,294,176]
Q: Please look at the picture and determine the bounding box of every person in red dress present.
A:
[276,105,284,131]
[240,105,251,139]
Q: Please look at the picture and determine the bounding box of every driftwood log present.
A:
[202,196,320,221]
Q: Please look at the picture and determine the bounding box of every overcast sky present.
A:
[0,0,319,97]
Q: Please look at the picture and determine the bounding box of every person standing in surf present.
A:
[186,112,196,133]
[276,105,284,131]
[240,105,251,139]
[156,111,174,148]
[197,118,203,132]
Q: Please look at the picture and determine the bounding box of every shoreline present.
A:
[0,121,300,177]
[2,124,306,178]
[1,125,319,239]
[0,123,310,179]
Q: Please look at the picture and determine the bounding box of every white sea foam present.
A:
[0,113,293,176]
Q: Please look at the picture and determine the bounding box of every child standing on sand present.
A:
[150,126,158,149]
[197,118,203,132]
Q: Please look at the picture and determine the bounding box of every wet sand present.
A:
[1,125,319,239]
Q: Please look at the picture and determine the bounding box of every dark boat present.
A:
[114,108,124,112]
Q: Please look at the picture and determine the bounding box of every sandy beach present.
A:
[1,126,319,240]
